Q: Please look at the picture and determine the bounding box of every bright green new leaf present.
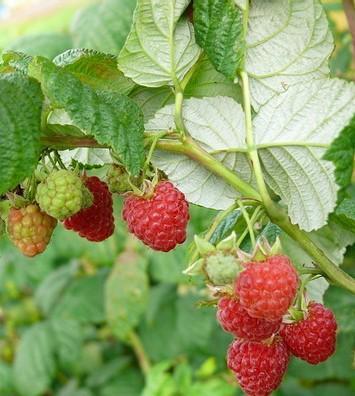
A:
[105,253,149,340]
[194,0,245,79]
[0,73,43,195]
[13,322,56,396]
[30,57,144,175]
[118,0,200,87]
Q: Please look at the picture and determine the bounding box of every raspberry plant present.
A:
[0,0,355,395]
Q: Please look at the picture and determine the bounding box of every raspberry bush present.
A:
[0,0,354,395]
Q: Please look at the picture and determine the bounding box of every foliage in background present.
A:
[0,0,354,395]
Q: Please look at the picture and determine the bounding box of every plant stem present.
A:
[157,137,262,201]
[274,213,355,293]
[127,331,151,376]
[240,71,274,209]
[237,200,256,248]
[174,83,187,139]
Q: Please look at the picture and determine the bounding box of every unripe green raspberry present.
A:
[205,252,240,286]
[36,170,92,220]
[106,165,132,194]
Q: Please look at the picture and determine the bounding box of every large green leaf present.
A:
[30,57,144,175]
[105,253,149,340]
[324,113,355,200]
[13,322,56,396]
[118,0,200,87]
[246,0,334,109]
[194,0,245,79]
[53,49,135,95]
[52,273,106,324]
[71,0,136,54]
[99,367,144,396]
[0,73,43,194]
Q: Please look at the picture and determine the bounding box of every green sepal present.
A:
[216,231,236,251]
[194,235,216,256]
[183,258,205,276]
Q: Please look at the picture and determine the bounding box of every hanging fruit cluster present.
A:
[189,235,337,395]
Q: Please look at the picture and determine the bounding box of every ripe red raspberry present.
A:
[63,176,114,242]
[227,338,289,396]
[280,302,337,364]
[7,204,57,257]
[235,255,298,321]
[217,297,281,341]
[122,181,189,252]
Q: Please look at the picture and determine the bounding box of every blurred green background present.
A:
[0,1,354,395]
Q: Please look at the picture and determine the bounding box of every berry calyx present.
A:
[217,297,281,341]
[63,176,114,242]
[7,204,57,257]
[280,302,337,364]
[235,255,298,321]
[227,337,289,396]
[122,180,189,252]
[36,169,92,220]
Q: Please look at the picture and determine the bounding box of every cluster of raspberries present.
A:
[7,167,190,257]
[216,255,337,396]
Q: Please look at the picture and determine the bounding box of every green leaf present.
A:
[176,294,215,352]
[118,0,200,87]
[31,57,144,175]
[0,73,43,195]
[194,0,245,79]
[50,319,83,370]
[53,49,135,95]
[324,113,355,199]
[86,357,132,387]
[325,286,355,335]
[59,147,112,168]
[335,198,355,233]
[52,273,106,324]
[0,362,14,395]
[71,0,136,54]
[105,253,149,340]
[149,246,188,284]
[1,51,32,74]
[184,55,242,102]
[6,32,72,59]
[35,262,78,316]
[142,362,177,396]
[209,210,242,245]
[130,55,241,122]
[246,0,334,109]
[139,285,182,361]
[99,367,144,396]
[13,322,56,396]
